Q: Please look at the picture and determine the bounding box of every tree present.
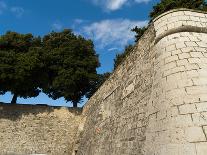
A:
[113,25,146,70]
[0,31,45,104]
[150,0,207,19]
[86,72,111,98]
[42,29,100,107]
[113,45,134,70]
[131,26,147,42]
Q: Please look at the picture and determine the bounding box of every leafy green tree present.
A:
[0,30,100,107]
[114,45,134,70]
[131,26,147,42]
[42,29,100,107]
[0,31,45,104]
[113,26,146,70]
[86,72,111,98]
[150,0,207,19]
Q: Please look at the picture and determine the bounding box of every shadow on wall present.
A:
[0,102,82,121]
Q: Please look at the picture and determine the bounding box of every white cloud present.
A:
[0,1,25,17]
[81,19,148,50]
[134,0,150,3]
[74,19,85,24]
[0,1,7,14]
[52,22,63,31]
[108,47,119,51]
[106,0,127,11]
[91,0,151,11]
[10,7,24,18]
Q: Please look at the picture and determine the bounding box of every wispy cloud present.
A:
[0,1,7,14]
[80,19,148,50]
[51,21,63,31]
[91,0,151,11]
[0,1,25,17]
[10,7,24,18]
[74,19,85,25]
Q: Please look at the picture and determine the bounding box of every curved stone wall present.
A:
[154,9,207,38]
[77,9,207,155]
[1,9,207,155]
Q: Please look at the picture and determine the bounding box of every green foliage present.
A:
[131,26,147,42]
[150,0,207,19]
[113,26,146,70]
[0,32,45,104]
[86,72,111,98]
[113,45,134,70]
[0,30,100,107]
[42,29,100,107]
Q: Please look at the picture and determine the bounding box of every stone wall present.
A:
[76,9,207,155]
[76,23,156,155]
[1,9,207,155]
[0,103,82,155]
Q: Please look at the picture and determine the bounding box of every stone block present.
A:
[178,53,191,59]
[172,49,182,55]
[190,16,201,22]
[196,102,207,112]
[190,52,204,58]
[186,86,207,95]
[163,61,177,71]
[176,59,188,66]
[192,112,207,126]
[179,103,197,114]
[173,114,193,128]
[185,41,198,47]
[165,55,179,64]
[181,47,195,53]
[197,42,207,48]
[185,70,199,78]
[192,77,207,85]
[176,42,186,49]
[166,44,177,52]
[185,127,206,142]
[185,64,200,71]
[164,66,185,77]
[188,58,202,64]
[196,142,207,155]
[200,58,207,63]
[177,79,193,88]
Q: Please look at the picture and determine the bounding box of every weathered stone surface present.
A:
[0,103,82,155]
[2,8,207,155]
[76,9,207,155]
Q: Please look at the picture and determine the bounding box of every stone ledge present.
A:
[153,8,207,23]
[155,25,207,44]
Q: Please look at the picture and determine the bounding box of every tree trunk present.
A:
[11,94,18,104]
[73,102,78,108]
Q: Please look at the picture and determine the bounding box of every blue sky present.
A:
[0,0,159,106]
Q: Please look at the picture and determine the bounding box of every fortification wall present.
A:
[0,103,82,155]
[1,9,207,155]
[76,23,156,155]
[77,9,207,155]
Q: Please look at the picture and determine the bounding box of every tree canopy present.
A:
[150,0,207,19]
[0,32,45,104]
[113,0,207,70]
[113,45,134,70]
[42,29,100,107]
[0,30,100,107]
[85,72,111,99]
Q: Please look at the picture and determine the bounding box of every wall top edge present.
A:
[153,8,207,22]
[0,102,83,111]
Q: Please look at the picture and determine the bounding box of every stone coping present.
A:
[155,25,207,44]
[153,8,207,22]
[0,102,83,111]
